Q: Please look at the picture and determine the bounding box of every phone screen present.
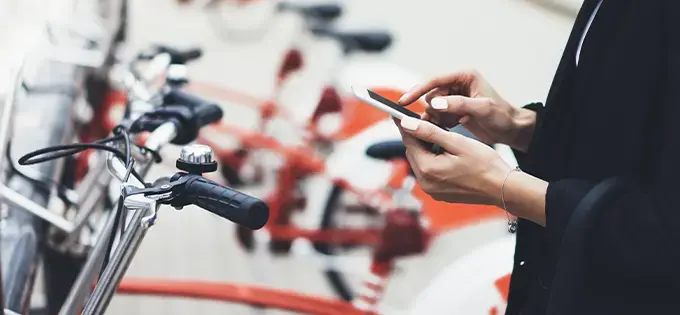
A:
[367,89,421,119]
[367,89,446,154]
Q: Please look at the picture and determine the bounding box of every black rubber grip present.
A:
[182,175,269,230]
[302,4,343,20]
[194,104,223,128]
[180,48,203,62]
[155,45,203,64]
[164,88,214,108]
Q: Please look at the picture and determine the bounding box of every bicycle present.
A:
[1,41,270,315]
[187,20,516,304]
[0,0,131,313]
[195,24,397,186]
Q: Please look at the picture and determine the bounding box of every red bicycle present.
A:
[81,44,515,315]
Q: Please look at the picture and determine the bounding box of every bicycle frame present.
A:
[117,278,366,315]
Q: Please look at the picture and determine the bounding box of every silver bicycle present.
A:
[1,28,269,315]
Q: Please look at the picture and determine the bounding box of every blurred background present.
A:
[0,0,582,314]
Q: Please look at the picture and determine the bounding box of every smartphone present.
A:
[352,85,445,153]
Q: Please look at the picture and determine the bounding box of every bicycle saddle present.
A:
[278,2,343,21]
[311,26,393,53]
[365,140,406,161]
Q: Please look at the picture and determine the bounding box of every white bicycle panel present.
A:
[407,234,516,315]
[324,119,399,191]
[337,59,424,94]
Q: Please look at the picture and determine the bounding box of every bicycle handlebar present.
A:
[138,45,203,65]
[169,173,269,230]
[130,88,223,144]
[163,88,217,111]
[277,2,343,21]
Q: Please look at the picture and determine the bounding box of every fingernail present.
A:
[431,97,448,110]
[399,85,419,103]
[459,116,470,124]
[400,117,420,131]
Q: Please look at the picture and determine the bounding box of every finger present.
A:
[429,95,492,118]
[399,117,471,155]
[401,131,434,175]
[420,111,444,127]
[424,87,451,105]
[393,118,407,138]
[398,74,460,105]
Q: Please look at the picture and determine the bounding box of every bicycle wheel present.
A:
[314,184,381,302]
[2,61,82,313]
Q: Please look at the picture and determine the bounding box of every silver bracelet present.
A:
[501,166,521,233]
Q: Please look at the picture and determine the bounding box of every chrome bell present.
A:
[176,144,218,174]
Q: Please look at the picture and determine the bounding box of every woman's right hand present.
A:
[398,70,537,152]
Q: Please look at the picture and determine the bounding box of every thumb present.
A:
[399,117,471,155]
[429,95,491,119]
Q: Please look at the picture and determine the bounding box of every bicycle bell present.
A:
[176,144,218,174]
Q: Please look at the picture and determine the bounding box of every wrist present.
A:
[508,108,537,153]
[484,161,514,207]
[501,171,548,226]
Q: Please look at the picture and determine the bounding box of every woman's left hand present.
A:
[395,116,512,206]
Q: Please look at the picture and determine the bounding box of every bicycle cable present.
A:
[17,124,162,277]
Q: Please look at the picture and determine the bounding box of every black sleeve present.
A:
[543,2,680,282]
[512,102,545,169]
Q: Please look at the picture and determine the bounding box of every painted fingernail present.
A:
[399,85,419,103]
[400,117,420,131]
[431,97,448,110]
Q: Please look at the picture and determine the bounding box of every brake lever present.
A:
[123,175,190,204]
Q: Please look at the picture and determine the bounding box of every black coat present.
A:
[506,1,680,314]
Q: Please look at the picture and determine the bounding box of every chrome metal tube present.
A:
[81,201,157,315]
[59,122,177,315]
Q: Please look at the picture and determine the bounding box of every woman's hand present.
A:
[395,116,549,226]
[395,116,512,206]
[398,70,537,152]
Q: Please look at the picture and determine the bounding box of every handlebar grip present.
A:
[160,88,223,144]
[164,88,213,108]
[302,4,342,20]
[180,48,203,63]
[180,175,269,230]
[194,104,223,128]
[155,45,203,64]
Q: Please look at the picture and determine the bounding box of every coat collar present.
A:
[544,0,603,108]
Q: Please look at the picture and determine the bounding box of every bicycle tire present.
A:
[315,184,354,302]
[1,61,81,313]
